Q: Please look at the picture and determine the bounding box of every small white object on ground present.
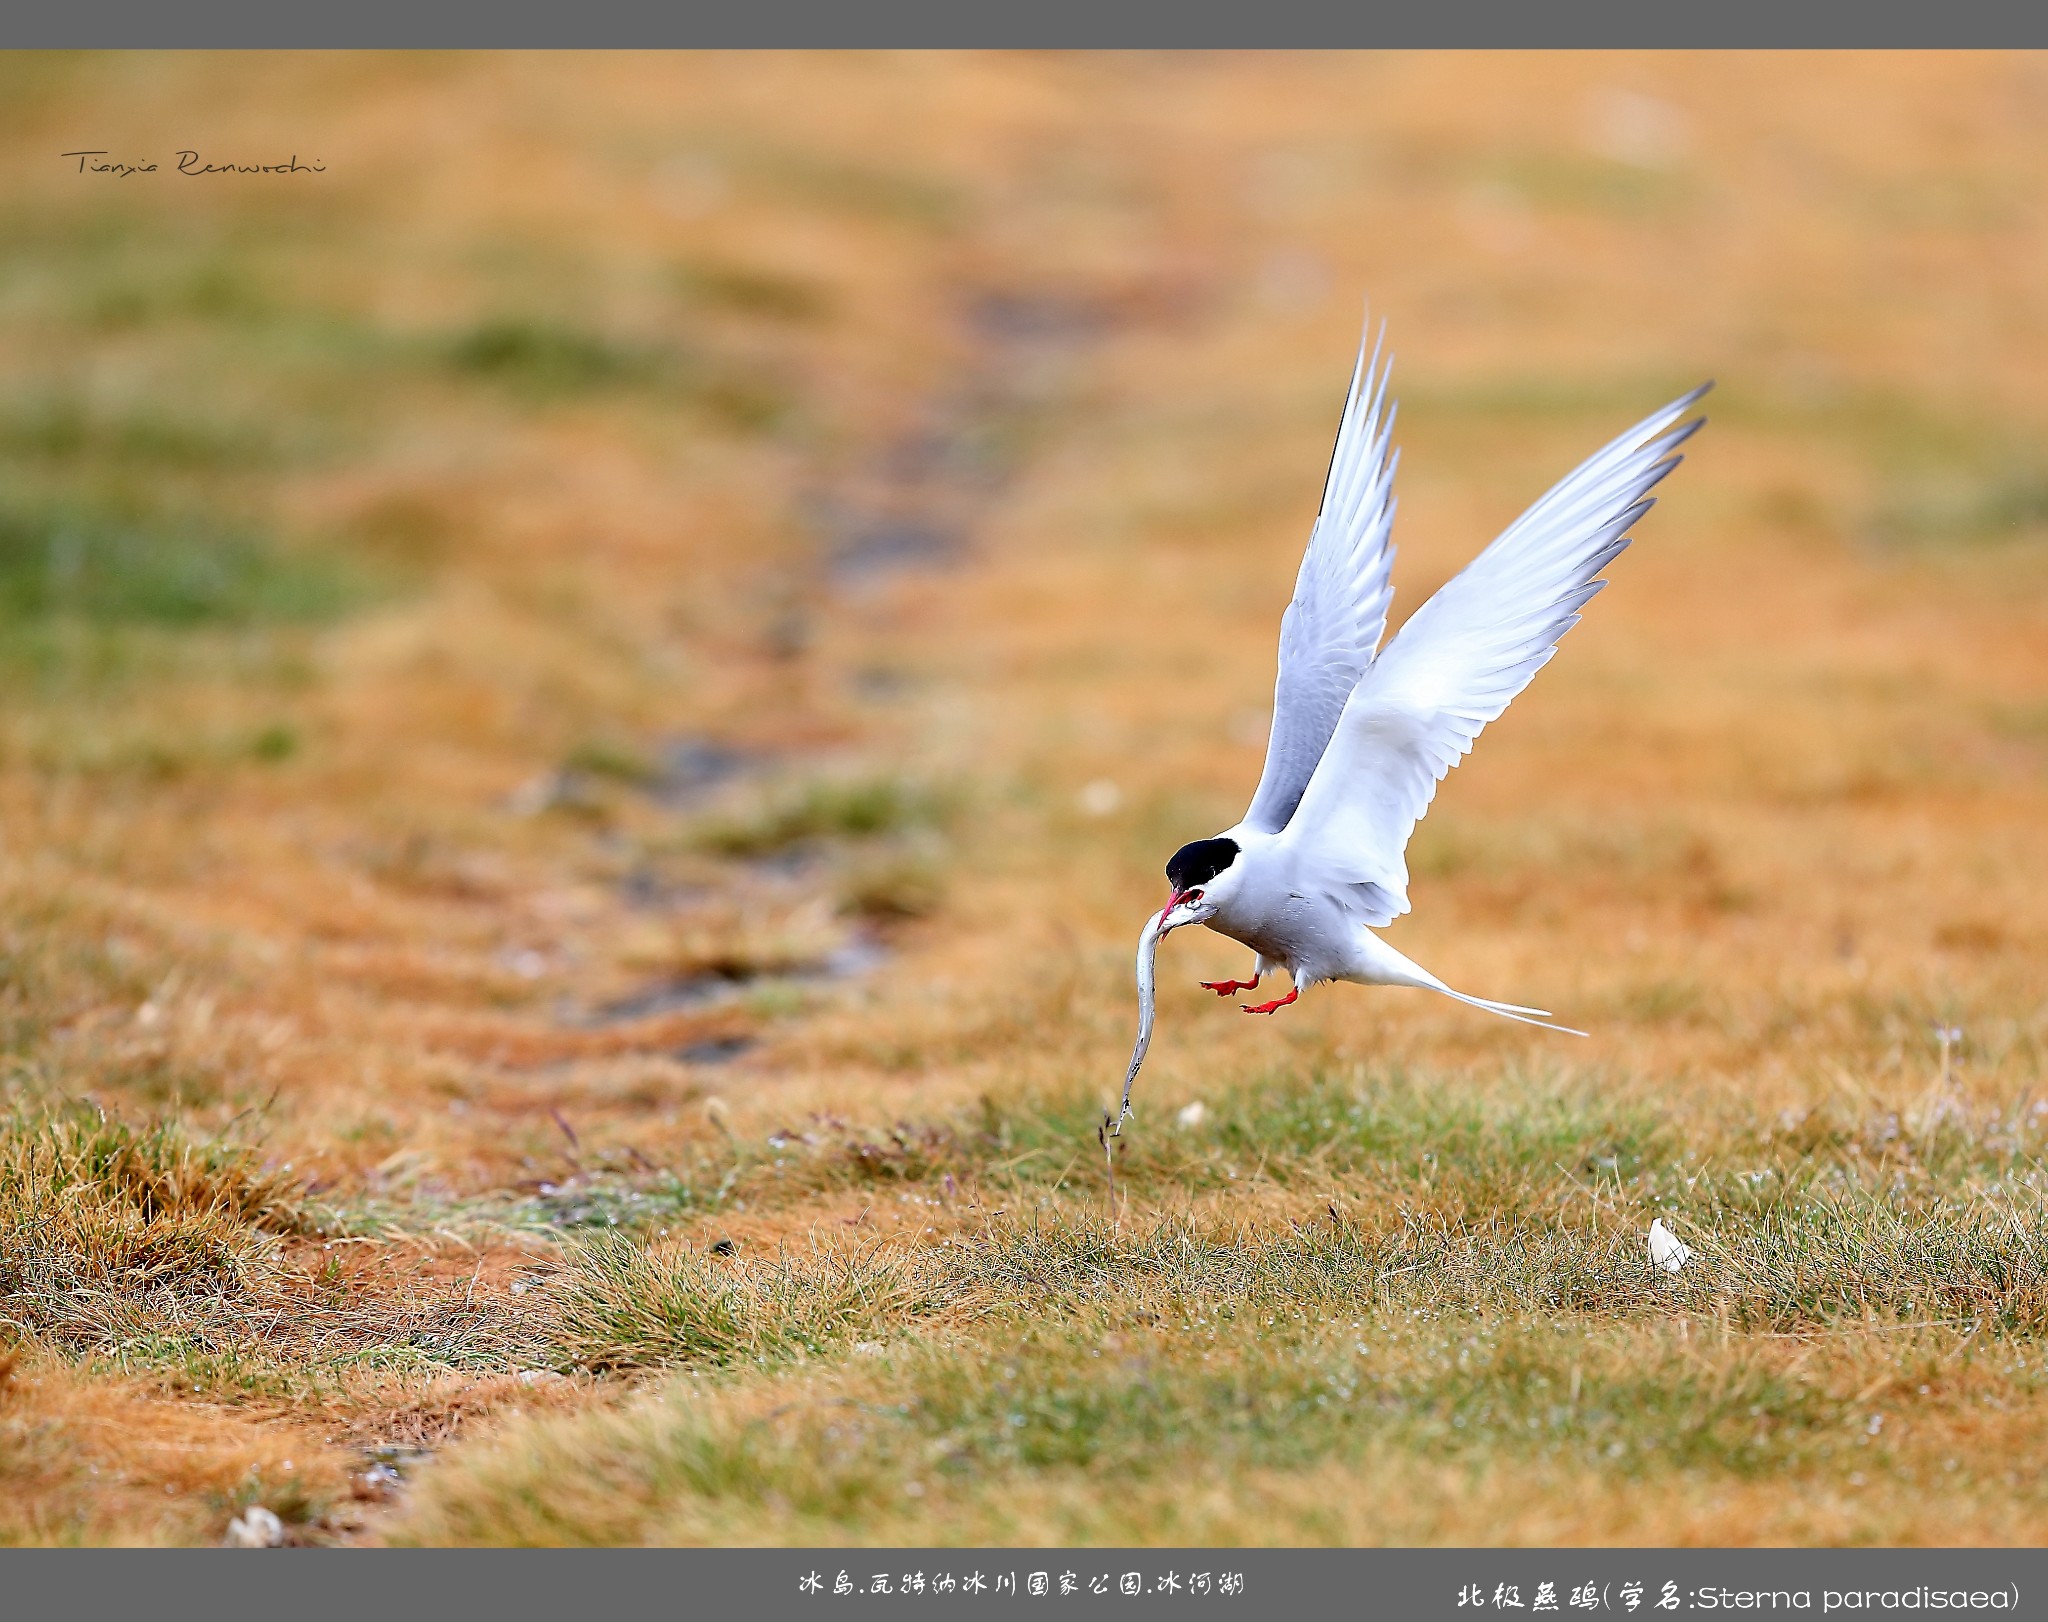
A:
[508,949,547,980]
[516,1368,565,1385]
[1077,779,1123,817]
[224,1505,285,1547]
[1176,1101,1207,1129]
[1648,1218,1693,1274]
[853,1341,886,1357]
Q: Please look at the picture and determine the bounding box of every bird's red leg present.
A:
[1241,986,1299,1016]
[1200,971,1261,997]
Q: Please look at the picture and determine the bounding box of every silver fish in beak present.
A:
[1112,909,1164,1136]
[1111,897,1204,1137]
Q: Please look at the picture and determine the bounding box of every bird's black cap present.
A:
[1166,837,1239,892]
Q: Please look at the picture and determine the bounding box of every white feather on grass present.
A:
[1648,1218,1693,1274]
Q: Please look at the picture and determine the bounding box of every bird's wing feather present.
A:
[1280,383,1711,925]
[1237,322,1402,835]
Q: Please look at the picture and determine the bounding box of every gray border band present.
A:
[1,1548,2042,1620]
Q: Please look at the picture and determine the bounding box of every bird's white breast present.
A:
[1207,841,1353,981]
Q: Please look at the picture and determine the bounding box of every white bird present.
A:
[1116,314,1707,1129]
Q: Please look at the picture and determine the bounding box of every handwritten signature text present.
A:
[63,150,326,178]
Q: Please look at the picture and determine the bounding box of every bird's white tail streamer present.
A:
[1113,909,1166,1134]
[1431,986,1588,1037]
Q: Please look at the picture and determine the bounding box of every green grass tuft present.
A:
[548,1232,928,1372]
[439,318,791,428]
[693,775,947,859]
[444,319,664,393]
[0,497,364,629]
[0,1105,316,1352]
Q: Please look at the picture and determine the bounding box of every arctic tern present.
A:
[1116,316,1708,1131]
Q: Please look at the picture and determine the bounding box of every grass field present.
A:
[2,51,2046,1546]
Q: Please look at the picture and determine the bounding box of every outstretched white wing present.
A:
[1280,383,1711,923]
[1237,322,1402,835]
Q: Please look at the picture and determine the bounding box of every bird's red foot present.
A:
[1241,988,1299,1016]
[1200,976,1260,997]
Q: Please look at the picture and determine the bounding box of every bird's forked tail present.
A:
[1350,934,1588,1037]
[1428,985,1587,1037]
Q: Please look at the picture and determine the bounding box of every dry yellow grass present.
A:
[0,50,2044,1545]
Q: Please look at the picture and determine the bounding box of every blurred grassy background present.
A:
[0,51,2045,1546]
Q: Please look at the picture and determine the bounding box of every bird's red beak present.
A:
[1162,888,1192,920]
